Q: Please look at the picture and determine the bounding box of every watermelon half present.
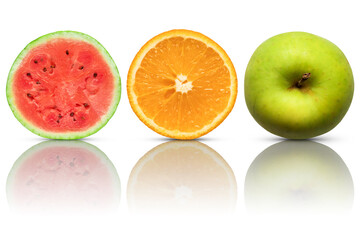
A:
[6,31,121,139]
[7,140,121,214]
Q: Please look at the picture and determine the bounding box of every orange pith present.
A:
[128,30,237,139]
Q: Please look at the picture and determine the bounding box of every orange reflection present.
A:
[127,140,237,215]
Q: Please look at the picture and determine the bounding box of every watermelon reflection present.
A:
[127,140,237,215]
[7,140,121,214]
[245,141,354,214]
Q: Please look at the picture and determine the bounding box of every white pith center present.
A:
[175,74,193,93]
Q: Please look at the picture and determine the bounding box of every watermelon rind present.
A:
[6,31,121,139]
[6,140,121,211]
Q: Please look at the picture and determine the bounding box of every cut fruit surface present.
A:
[127,29,237,139]
[7,31,121,139]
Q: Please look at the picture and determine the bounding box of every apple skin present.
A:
[245,32,354,139]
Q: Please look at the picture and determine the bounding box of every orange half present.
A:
[127,29,237,139]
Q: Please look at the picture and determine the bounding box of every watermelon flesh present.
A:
[6,141,121,214]
[7,32,121,139]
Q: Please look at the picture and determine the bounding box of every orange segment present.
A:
[128,29,237,139]
[127,141,237,214]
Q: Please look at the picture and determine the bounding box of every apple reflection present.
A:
[127,141,237,215]
[245,141,353,214]
[7,140,121,214]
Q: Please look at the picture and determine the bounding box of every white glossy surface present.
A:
[1,0,360,239]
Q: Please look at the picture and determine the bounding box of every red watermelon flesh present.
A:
[7,141,121,214]
[7,31,121,139]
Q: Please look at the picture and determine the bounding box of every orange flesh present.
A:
[12,38,114,132]
[133,37,232,133]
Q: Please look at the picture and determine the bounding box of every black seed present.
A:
[36,81,40,84]
[66,50,69,55]
[56,120,60,123]
[50,64,56,68]
[34,60,38,64]
[27,93,33,99]
[70,112,74,117]
[26,73,31,77]
[83,103,89,108]
[43,67,47,72]
[79,66,84,70]
[58,114,63,118]
[93,73,97,78]
[73,118,76,121]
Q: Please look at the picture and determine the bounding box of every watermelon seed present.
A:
[93,73,97,78]
[34,60,38,64]
[70,112,74,117]
[66,50,69,55]
[50,64,56,68]
[27,93,33,99]
[26,73,32,77]
[83,103,89,108]
[79,66,84,70]
[73,118,76,121]
[56,120,60,123]
[36,81,40,84]
[58,114,63,118]
[43,67,47,72]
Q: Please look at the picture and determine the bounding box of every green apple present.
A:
[245,32,354,139]
[245,141,354,214]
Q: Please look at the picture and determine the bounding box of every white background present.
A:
[0,0,360,239]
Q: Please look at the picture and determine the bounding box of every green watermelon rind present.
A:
[6,31,121,139]
[6,140,122,209]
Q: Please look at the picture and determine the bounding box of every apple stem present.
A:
[296,73,311,88]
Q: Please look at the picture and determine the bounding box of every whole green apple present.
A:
[245,32,354,139]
